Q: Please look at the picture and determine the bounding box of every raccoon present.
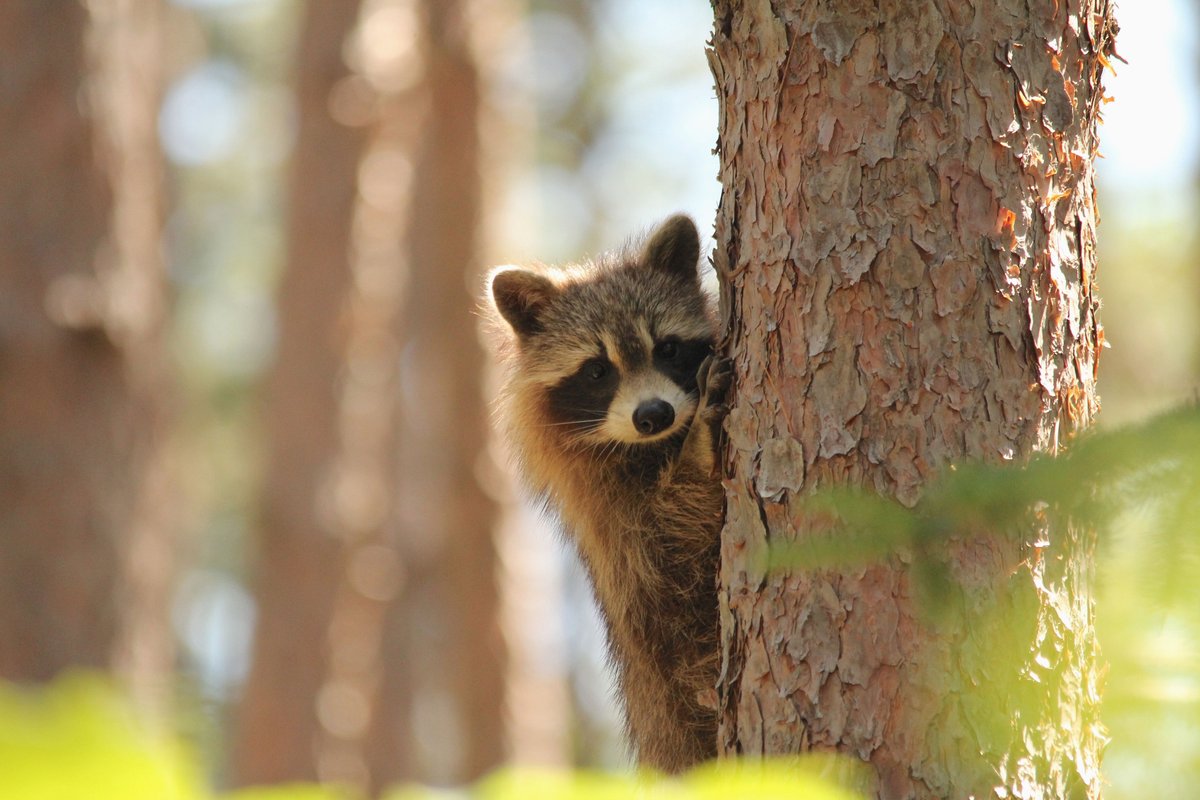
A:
[486,214,731,773]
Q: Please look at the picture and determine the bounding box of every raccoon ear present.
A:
[643,214,700,279]
[491,268,559,338]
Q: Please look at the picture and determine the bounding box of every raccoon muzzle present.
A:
[633,398,675,436]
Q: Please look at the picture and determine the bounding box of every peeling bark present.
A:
[710,2,1114,797]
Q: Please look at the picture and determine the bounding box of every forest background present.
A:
[1,0,1197,798]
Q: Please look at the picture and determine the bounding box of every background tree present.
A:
[709,2,1115,797]
[0,0,173,711]
[363,0,507,788]
[231,1,367,786]
[233,0,505,792]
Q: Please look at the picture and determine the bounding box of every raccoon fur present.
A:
[485,215,730,773]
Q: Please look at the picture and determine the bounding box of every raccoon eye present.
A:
[656,340,679,360]
[584,359,610,381]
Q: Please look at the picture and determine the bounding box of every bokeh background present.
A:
[1,0,1197,797]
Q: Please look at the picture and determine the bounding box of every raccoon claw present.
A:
[695,355,712,396]
[701,403,729,426]
[697,356,733,409]
[686,356,731,473]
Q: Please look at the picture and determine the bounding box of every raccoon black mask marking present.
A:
[486,214,731,773]
[491,215,714,447]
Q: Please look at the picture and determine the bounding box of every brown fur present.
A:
[484,216,729,772]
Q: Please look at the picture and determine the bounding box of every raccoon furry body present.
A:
[486,215,730,772]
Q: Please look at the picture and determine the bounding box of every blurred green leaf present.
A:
[224,785,349,800]
[0,674,864,800]
[0,672,204,800]
[769,405,1200,613]
[391,759,864,800]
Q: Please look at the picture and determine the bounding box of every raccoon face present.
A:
[544,330,712,446]
[490,214,715,449]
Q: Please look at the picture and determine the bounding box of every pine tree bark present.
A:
[0,0,172,703]
[709,2,1114,798]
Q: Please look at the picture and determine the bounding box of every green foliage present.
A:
[0,674,861,800]
[389,760,864,800]
[0,672,204,800]
[0,673,351,800]
[224,787,346,800]
[771,404,1200,611]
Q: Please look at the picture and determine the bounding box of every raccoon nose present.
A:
[633,399,675,436]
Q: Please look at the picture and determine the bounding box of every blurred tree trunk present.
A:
[0,0,173,709]
[365,0,507,789]
[235,0,506,792]
[232,0,366,786]
[710,2,1115,798]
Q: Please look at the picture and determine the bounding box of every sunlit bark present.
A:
[710,2,1115,797]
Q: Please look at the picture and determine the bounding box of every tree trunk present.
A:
[365,0,507,788]
[235,0,506,791]
[709,2,1114,798]
[0,0,173,708]
[232,0,366,785]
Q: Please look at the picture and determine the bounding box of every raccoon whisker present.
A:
[538,418,605,428]
[560,424,610,450]
[596,436,627,462]
[574,435,611,457]
[589,438,613,458]
[562,417,604,431]
[555,418,607,436]
[544,421,608,445]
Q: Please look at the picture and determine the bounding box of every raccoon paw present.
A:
[696,356,732,424]
[702,402,730,426]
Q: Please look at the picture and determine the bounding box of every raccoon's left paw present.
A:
[696,355,732,425]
